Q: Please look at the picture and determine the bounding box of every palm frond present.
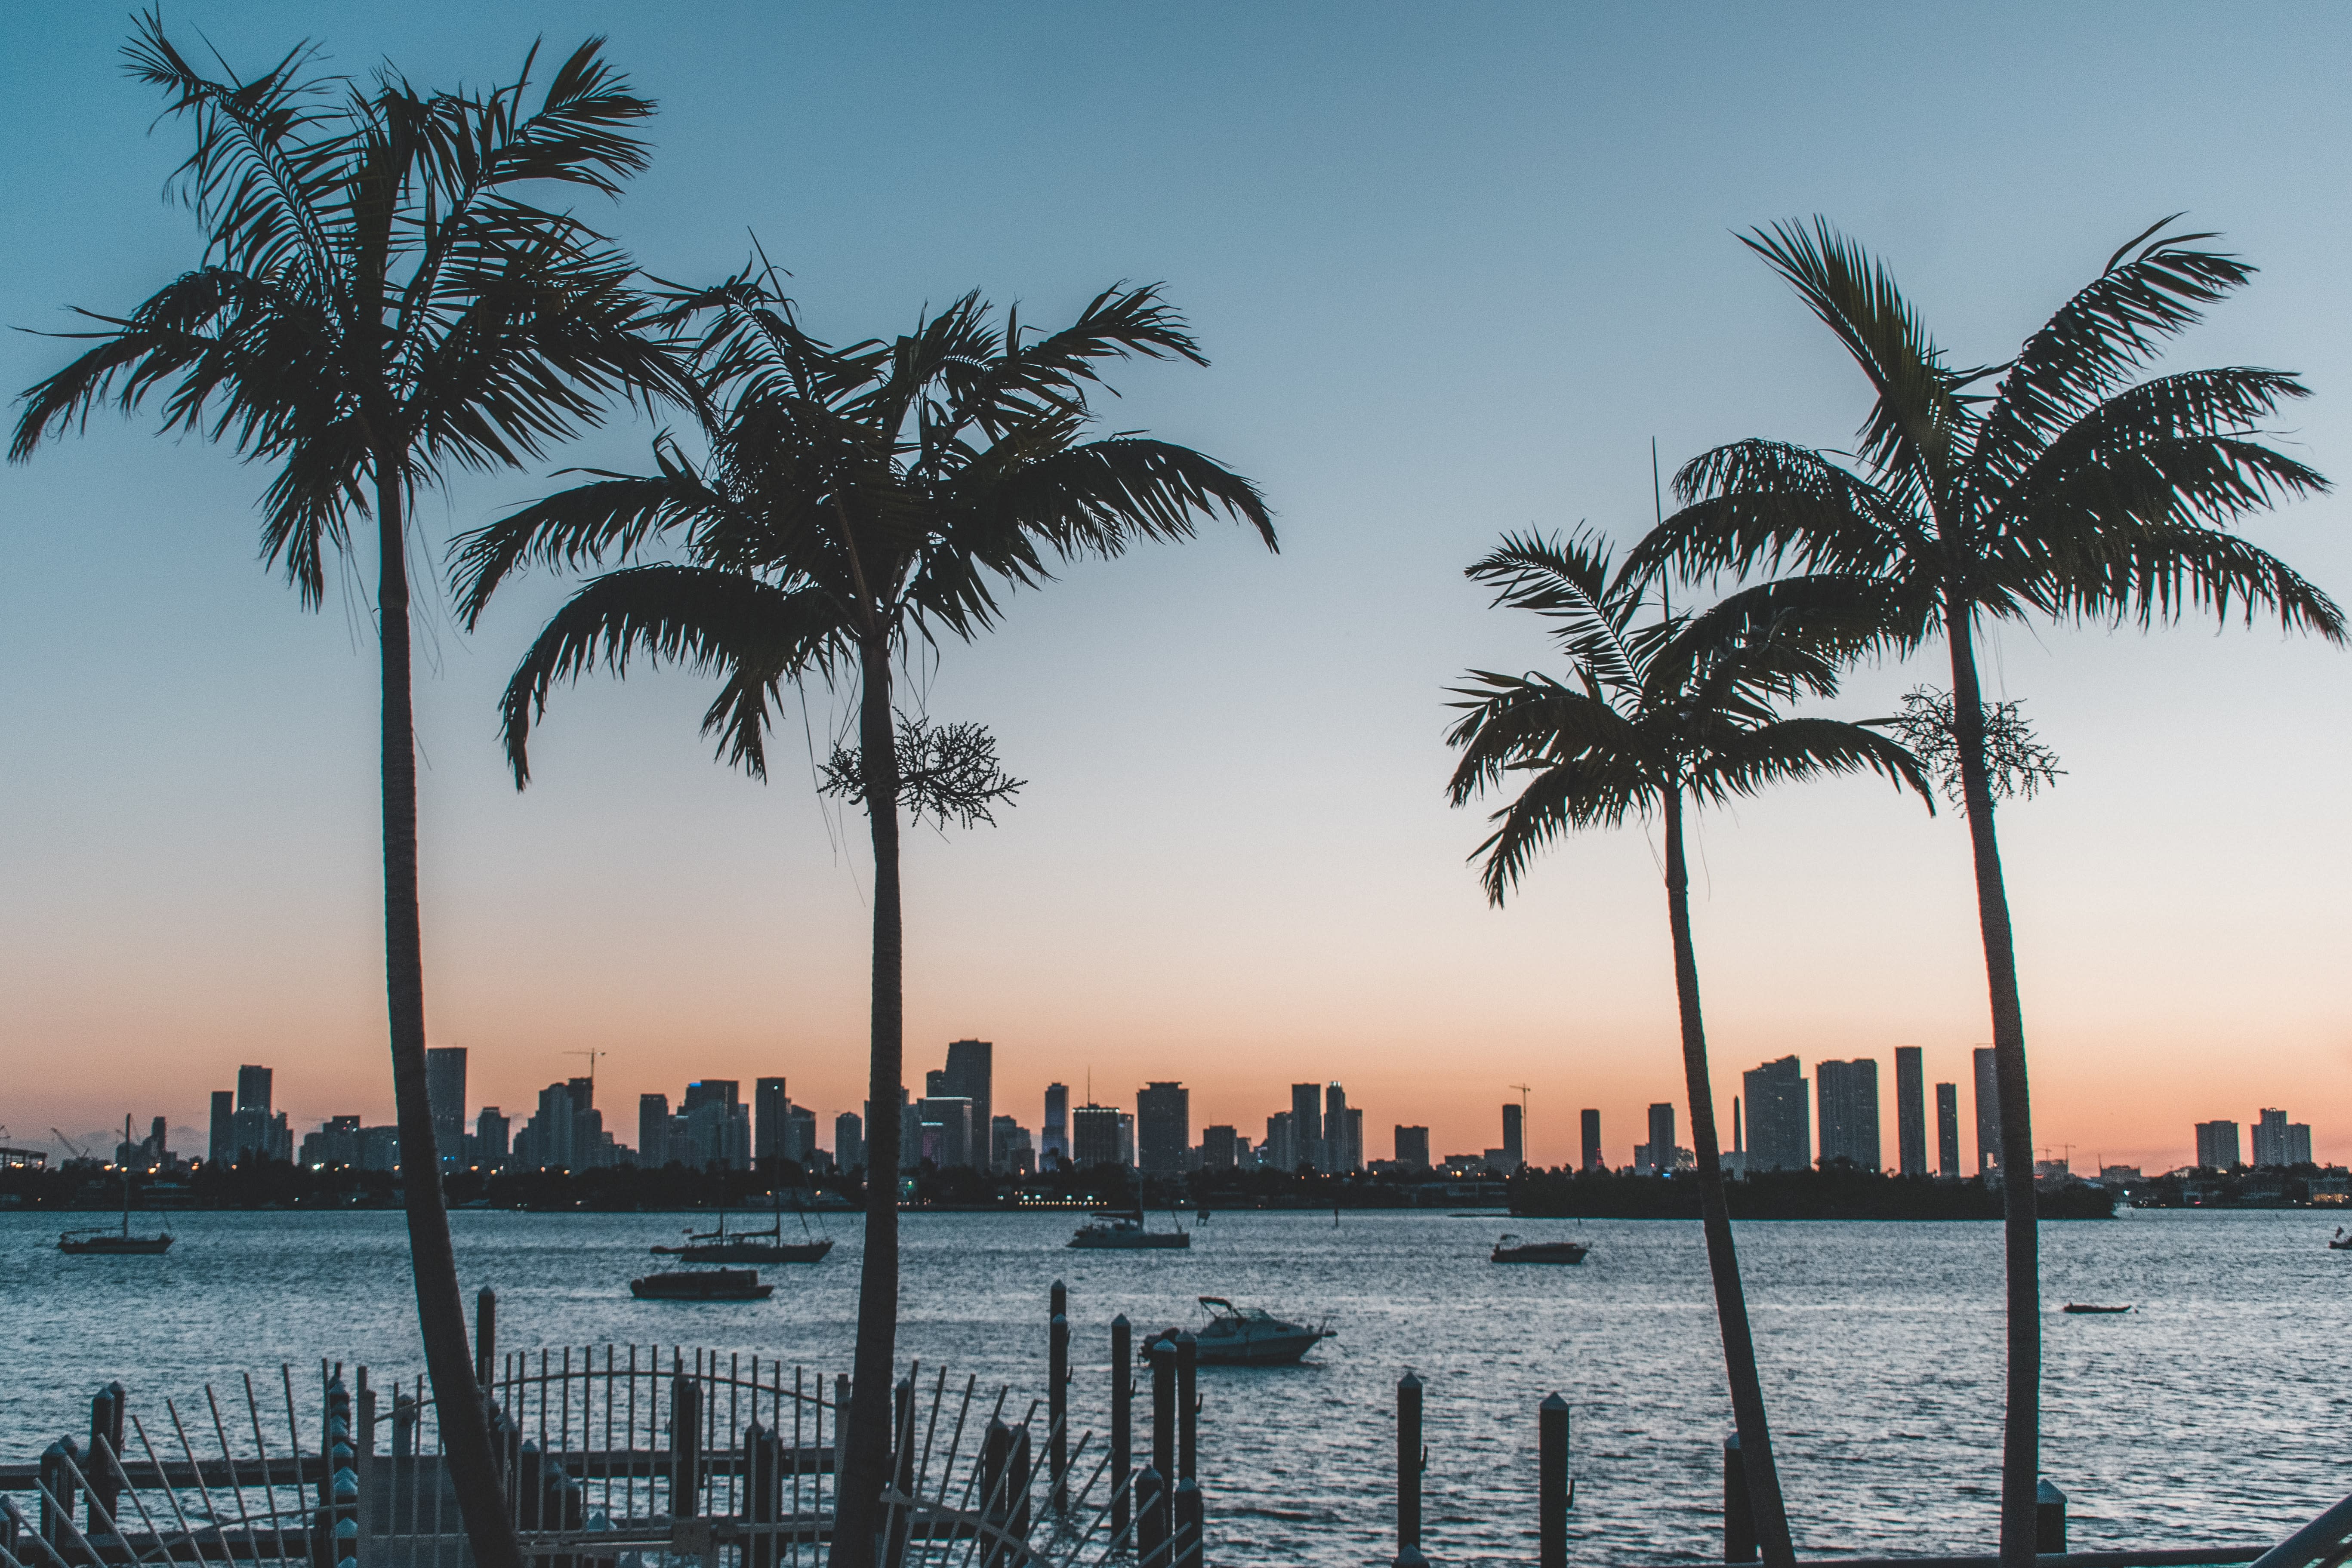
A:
[1464,753,1655,905]
[1685,716,1934,812]
[1640,441,1918,583]
[2030,512,2345,641]
[450,447,724,625]
[965,436,1276,559]
[1443,671,1649,803]
[1464,530,1640,696]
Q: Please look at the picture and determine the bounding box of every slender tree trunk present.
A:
[831,634,904,1568]
[375,463,523,1568]
[1662,789,1797,1567]
[1945,604,2041,1568]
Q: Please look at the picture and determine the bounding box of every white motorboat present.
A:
[1185,1297,1333,1365]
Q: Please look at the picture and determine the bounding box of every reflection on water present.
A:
[4,1207,2346,1565]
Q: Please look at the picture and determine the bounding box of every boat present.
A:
[2330,1228,2352,1251]
[1492,1233,1589,1265]
[1067,1211,1190,1249]
[2060,1303,2131,1314]
[652,1191,833,1263]
[629,1269,774,1301]
[60,1117,174,1256]
[1184,1297,1334,1365]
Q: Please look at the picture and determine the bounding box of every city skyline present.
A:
[3,4,2347,1178]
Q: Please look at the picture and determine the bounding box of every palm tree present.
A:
[448,275,1273,1567]
[1446,530,1931,1568]
[1628,217,2343,1565]
[11,22,684,1568]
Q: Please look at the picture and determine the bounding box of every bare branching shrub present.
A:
[1881,686,2064,811]
[821,714,1026,830]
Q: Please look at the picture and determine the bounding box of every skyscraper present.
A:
[1326,1084,1359,1173]
[2251,1109,2312,1168]
[2196,1120,2241,1170]
[1263,1112,1296,1172]
[786,1105,819,1166]
[638,1094,672,1167]
[1640,1103,1677,1174]
[1072,1104,1122,1168]
[209,1090,235,1167]
[1042,1084,1069,1169]
[1973,1047,2000,1176]
[916,1097,973,1168]
[425,1047,467,1167]
[1394,1125,1429,1169]
[1137,1082,1191,1176]
[1290,1084,1324,1171]
[1202,1125,1239,1169]
[835,1112,864,1172]
[1501,1102,1524,1169]
[1935,1083,1959,1177]
[1580,1109,1602,1171]
[943,1040,994,1171]
[1893,1047,1926,1176]
[755,1077,789,1164]
[237,1065,272,1115]
[1816,1059,1881,1171]
[1742,1058,1809,1172]
[475,1106,510,1168]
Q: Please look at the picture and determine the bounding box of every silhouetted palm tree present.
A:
[1447,530,1931,1568]
[1629,217,2342,1566]
[11,22,683,1568]
[450,275,1273,1567]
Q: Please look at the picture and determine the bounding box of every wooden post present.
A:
[355,1370,376,1566]
[1135,1461,1165,1567]
[2037,1479,2067,1554]
[979,1418,1012,1568]
[39,1440,78,1547]
[474,1290,496,1394]
[835,1373,851,1472]
[87,1383,124,1532]
[671,1375,702,1519]
[1110,1315,1132,1538]
[1394,1373,1427,1568]
[743,1422,778,1568]
[1147,1337,1176,1561]
[391,1394,416,1463]
[1011,1423,1033,1546]
[1539,1394,1569,1568]
[1723,1432,1756,1564]
[1174,1334,1197,1482]
[1049,1282,1070,1512]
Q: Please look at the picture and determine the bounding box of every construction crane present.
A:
[1509,1084,1532,1161]
[51,1127,90,1161]
[566,1049,607,1091]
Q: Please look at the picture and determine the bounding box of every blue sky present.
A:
[3,3,2347,1169]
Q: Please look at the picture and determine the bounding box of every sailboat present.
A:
[651,1188,833,1264]
[1068,1198,1189,1250]
[60,1117,174,1255]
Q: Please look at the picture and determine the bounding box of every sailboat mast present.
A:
[122,1114,133,1236]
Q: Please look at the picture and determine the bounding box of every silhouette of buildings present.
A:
[1137,1082,1191,1175]
[1894,1047,1926,1176]
[1501,1102,1524,1168]
[425,1048,466,1169]
[1289,1084,1324,1171]
[916,1094,974,1168]
[1973,1047,2000,1175]
[835,1112,864,1172]
[1816,1058,1880,1170]
[1742,1057,1809,1172]
[476,1106,510,1167]
[1581,1109,1602,1171]
[1326,1085,1362,1173]
[513,1077,617,1170]
[2196,1119,2242,1170]
[1202,1124,1241,1169]
[2252,1108,2312,1168]
[1935,1083,1959,1177]
[941,1040,995,1170]
[1394,1125,1430,1170]
[754,1077,789,1163]
[1071,1104,1122,1168]
[1041,1084,1069,1169]
[208,1066,292,1165]
[990,1115,1032,1174]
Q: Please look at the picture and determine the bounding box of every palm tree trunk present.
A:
[1945,603,2041,1568]
[831,634,904,1568]
[375,464,523,1568]
[1662,788,1796,1568]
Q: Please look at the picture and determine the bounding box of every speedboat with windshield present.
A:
[1184,1297,1333,1365]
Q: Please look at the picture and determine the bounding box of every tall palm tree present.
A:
[1447,530,1932,1568]
[1628,218,2342,1565]
[11,22,684,1568]
[448,275,1273,1567]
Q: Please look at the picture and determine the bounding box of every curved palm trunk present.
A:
[1662,789,1796,1568]
[375,468,523,1568]
[1944,606,2041,1568]
[831,634,904,1568]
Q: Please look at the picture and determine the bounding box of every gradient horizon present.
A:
[3,3,2346,1177]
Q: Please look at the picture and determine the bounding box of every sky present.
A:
[2,3,2347,1175]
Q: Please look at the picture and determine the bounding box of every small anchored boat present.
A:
[1184,1297,1334,1365]
[630,1269,774,1301]
[1492,1233,1588,1265]
[60,1117,174,1256]
[652,1191,833,1264]
[2060,1303,2131,1314]
[2329,1227,2352,1251]
[1068,1204,1189,1250]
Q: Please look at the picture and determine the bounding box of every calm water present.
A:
[3,1207,2346,1565]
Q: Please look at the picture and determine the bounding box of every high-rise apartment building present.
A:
[2251,1108,2314,1168]
[942,1040,994,1170]
[1501,1103,1524,1169]
[513,1077,613,1170]
[755,1078,789,1163]
[1325,1084,1359,1173]
[1042,1084,1069,1170]
[1202,1125,1240,1169]
[917,1097,973,1168]
[786,1104,819,1166]
[425,1047,467,1167]
[1743,1058,1809,1172]
[1264,1112,1296,1172]
[1634,1103,1677,1174]
[1394,1125,1430,1170]
[2196,1120,2242,1170]
[1290,1084,1324,1171]
[639,1094,673,1167]
[209,1090,235,1167]
[1137,1082,1191,1176]
[1580,1109,1602,1171]
[1972,1047,2000,1175]
[237,1066,273,1115]
[681,1081,750,1169]
[1816,1058,1881,1171]
[835,1112,864,1172]
[215,1066,292,1164]
[1072,1104,1123,1168]
[1893,1047,1926,1176]
[1935,1083,1959,1177]
[475,1106,510,1168]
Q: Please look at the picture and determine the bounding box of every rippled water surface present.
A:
[4,1207,2346,1564]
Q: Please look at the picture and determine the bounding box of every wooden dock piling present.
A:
[1049,1281,1070,1511]
[1539,1393,1569,1568]
[1110,1314,1132,1537]
[1395,1372,1428,1568]
[2040,1481,2068,1554]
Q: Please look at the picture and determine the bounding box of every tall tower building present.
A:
[1072,1104,1122,1168]
[1501,1102,1524,1169]
[639,1094,672,1168]
[1290,1084,1324,1171]
[835,1111,864,1172]
[1742,1058,1810,1172]
[2196,1120,2241,1170]
[2251,1109,2309,1168]
[1326,1084,1359,1173]
[1202,1125,1239,1169]
[1137,1082,1191,1176]
[425,1047,467,1167]
[208,1090,235,1167]
[237,1065,273,1115]
[1264,1112,1296,1172]
[942,1040,994,1170]
[1645,1103,1677,1172]
[1393,1125,1429,1169]
[1580,1109,1602,1171]
[1973,1047,2000,1176]
[1893,1047,1926,1176]
[755,1078,789,1163]
[1816,1059,1881,1171]
[1935,1084,1960,1176]
[1042,1083,1069,1169]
